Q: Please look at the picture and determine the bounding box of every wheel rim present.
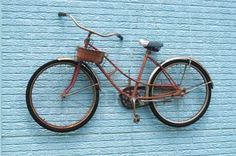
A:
[28,61,97,130]
[151,61,210,125]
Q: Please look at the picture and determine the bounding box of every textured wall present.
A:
[0,1,2,154]
[1,0,236,155]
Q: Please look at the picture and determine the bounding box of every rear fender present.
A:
[148,57,213,89]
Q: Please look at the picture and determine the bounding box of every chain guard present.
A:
[119,86,146,109]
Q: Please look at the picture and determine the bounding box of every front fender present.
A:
[57,57,101,90]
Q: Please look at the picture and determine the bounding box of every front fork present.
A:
[62,62,82,97]
[61,33,91,97]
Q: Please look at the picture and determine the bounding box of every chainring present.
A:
[119,86,145,109]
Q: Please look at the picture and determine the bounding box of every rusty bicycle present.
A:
[26,12,213,132]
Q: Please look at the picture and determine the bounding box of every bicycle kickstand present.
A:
[131,98,140,123]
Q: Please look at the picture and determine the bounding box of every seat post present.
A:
[146,50,151,55]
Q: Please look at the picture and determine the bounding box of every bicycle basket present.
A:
[77,48,105,64]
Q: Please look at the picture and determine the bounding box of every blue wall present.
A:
[0,0,2,154]
[1,0,236,155]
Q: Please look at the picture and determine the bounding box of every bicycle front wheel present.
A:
[148,58,212,127]
[26,60,99,132]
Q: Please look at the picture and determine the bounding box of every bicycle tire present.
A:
[148,58,212,127]
[26,59,99,132]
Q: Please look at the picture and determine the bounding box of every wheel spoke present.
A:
[63,83,99,97]
[185,81,212,94]
[179,60,191,86]
[179,64,186,85]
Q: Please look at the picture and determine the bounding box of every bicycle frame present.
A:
[98,54,182,101]
[63,36,182,102]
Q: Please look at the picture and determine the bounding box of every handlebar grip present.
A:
[116,34,123,41]
[58,12,67,17]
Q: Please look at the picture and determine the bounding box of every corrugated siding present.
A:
[0,1,2,154]
[1,0,236,155]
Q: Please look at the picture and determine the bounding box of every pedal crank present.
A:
[131,97,140,124]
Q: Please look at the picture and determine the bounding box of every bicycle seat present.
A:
[139,39,163,52]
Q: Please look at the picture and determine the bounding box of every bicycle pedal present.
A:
[133,114,140,124]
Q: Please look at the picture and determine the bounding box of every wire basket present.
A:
[77,48,105,64]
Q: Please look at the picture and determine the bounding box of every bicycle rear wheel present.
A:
[148,59,212,127]
[26,60,99,132]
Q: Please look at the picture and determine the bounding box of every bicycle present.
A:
[26,12,213,132]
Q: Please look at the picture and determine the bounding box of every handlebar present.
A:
[58,12,123,40]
